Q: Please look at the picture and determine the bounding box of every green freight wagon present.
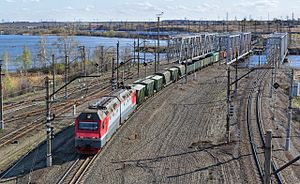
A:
[203,57,210,67]
[173,64,185,78]
[213,52,220,63]
[149,75,163,92]
[187,62,195,74]
[134,79,155,97]
[156,70,172,86]
[209,55,214,65]
[131,84,145,105]
[194,59,201,70]
[199,58,204,69]
[168,67,179,81]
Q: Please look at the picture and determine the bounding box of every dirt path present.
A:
[83,64,246,184]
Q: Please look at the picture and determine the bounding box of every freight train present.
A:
[75,52,221,154]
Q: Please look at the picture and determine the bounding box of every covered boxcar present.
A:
[168,67,179,82]
[130,84,145,105]
[156,70,172,86]
[173,64,185,78]
[147,75,163,92]
[213,52,220,63]
[134,79,155,97]
[193,59,201,70]
[186,62,195,74]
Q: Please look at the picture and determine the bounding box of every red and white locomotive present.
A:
[75,89,137,154]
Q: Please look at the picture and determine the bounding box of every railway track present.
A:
[0,62,172,182]
[0,70,132,148]
[56,154,99,184]
[0,81,112,148]
[0,72,136,180]
[56,69,184,184]
[245,67,283,183]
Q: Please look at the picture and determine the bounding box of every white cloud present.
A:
[22,0,41,2]
[85,5,95,12]
[65,6,74,10]
[5,0,16,3]
[131,2,162,12]
[236,0,279,9]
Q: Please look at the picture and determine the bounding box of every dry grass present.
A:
[3,73,63,99]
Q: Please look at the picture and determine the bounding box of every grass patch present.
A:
[292,96,300,108]
[216,89,226,101]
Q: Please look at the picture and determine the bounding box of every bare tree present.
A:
[93,46,116,72]
[55,35,79,59]
[2,50,10,73]
[121,46,132,72]
[38,36,47,68]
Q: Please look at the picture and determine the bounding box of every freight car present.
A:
[74,52,221,154]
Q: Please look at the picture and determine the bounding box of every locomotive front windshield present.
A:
[78,121,98,131]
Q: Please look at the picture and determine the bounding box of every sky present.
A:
[0,0,299,22]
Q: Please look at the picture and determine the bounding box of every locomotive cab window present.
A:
[78,121,98,131]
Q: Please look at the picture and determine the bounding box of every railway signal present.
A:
[273,82,280,89]
[229,105,234,116]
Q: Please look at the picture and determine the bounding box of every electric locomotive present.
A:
[75,89,137,154]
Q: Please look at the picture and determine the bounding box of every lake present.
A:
[0,35,166,71]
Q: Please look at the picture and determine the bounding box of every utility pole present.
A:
[167,37,170,64]
[235,59,238,97]
[111,58,116,91]
[100,46,104,75]
[64,55,69,99]
[81,46,87,76]
[133,40,136,67]
[185,48,188,84]
[157,16,160,70]
[51,55,55,99]
[226,12,229,32]
[45,76,53,167]
[137,38,140,77]
[286,69,293,151]
[273,51,279,121]
[226,65,231,142]
[154,49,157,73]
[157,12,164,71]
[143,39,146,66]
[270,55,275,98]
[0,60,3,130]
[117,41,120,87]
[144,63,147,77]
[264,130,272,184]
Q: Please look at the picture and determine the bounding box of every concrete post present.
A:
[64,55,69,99]
[264,130,272,184]
[286,69,293,151]
[45,76,52,167]
[226,65,231,143]
[0,62,3,129]
[137,38,140,77]
[52,54,55,99]
[73,104,76,117]
[116,41,119,87]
